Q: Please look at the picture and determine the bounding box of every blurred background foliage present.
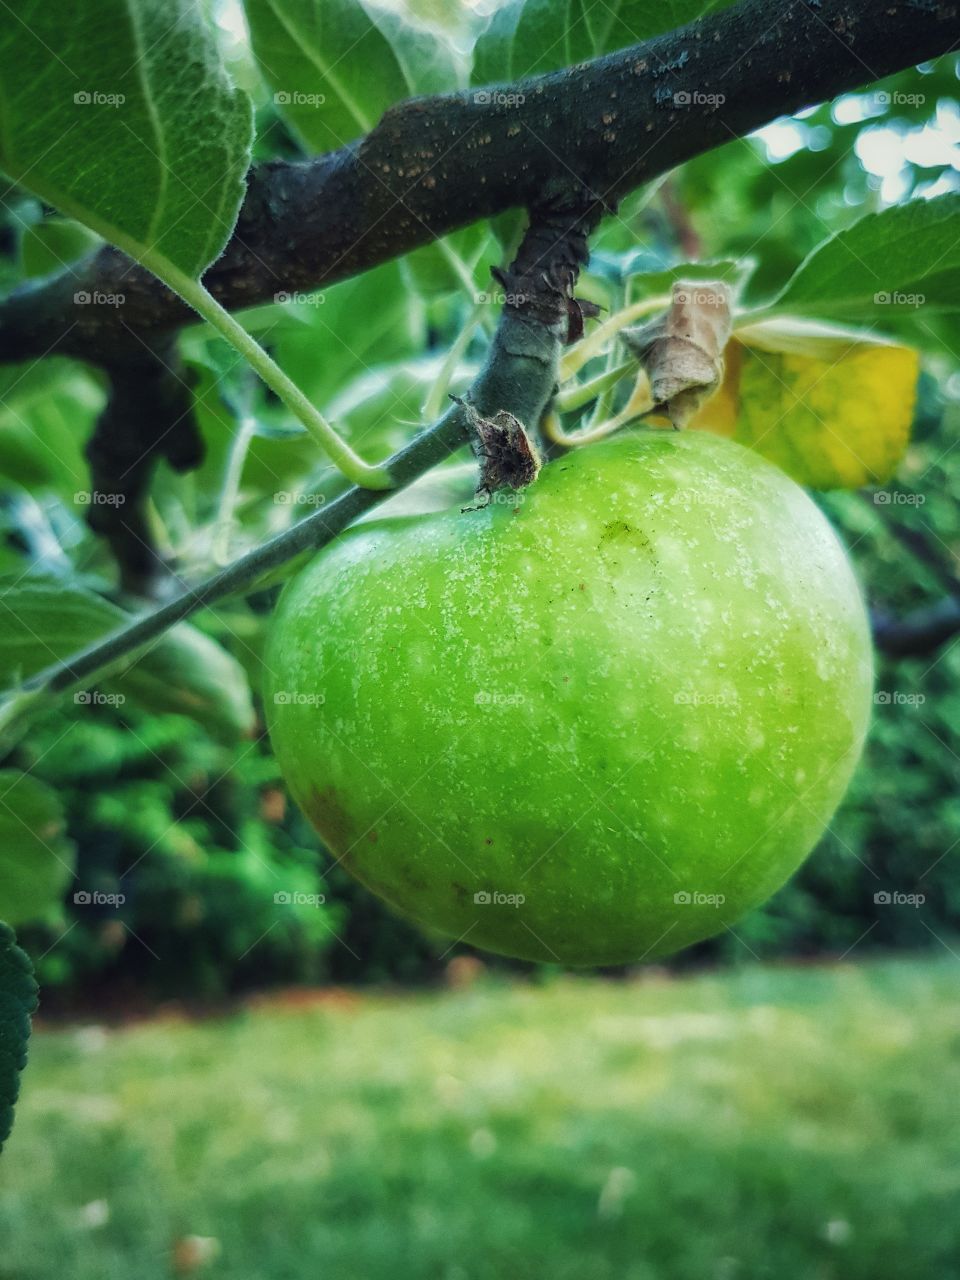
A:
[0,3,958,997]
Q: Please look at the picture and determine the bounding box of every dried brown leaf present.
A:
[622,282,732,427]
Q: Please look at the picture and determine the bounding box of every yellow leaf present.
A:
[689,318,919,489]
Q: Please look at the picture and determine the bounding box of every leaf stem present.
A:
[212,412,258,564]
[437,238,481,299]
[554,359,635,413]
[559,294,669,380]
[168,269,395,490]
[544,372,655,448]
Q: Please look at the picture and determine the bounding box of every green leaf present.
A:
[20,219,101,279]
[366,5,462,99]
[0,1,394,493]
[246,1,486,297]
[473,0,737,83]
[246,0,458,153]
[0,0,253,279]
[0,772,75,927]
[473,0,593,83]
[0,580,256,742]
[0,922,37,1153]
[758,195,960,323]
[624,258,755,299]
[0,361,104,494]
[582,0,739,63]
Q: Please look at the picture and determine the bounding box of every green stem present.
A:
[554,359,635,413]
[0,186,396,492]
[437,238,481,299]
[212,413,258,564]
[559,294,669,381]
[418,227,507,421]
[168,269,394,491]
[423,301,485,421]
[544,370,655,448]
[584,279,627,429]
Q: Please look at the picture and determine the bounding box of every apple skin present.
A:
[265,429,872,966]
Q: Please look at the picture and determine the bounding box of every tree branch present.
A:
[873,598,960,658]
[1,0,955,365]
[865,495,960,656]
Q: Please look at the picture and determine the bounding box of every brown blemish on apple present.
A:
[598,520,653,560]
[301,784,355,849]
[389,863,430,898]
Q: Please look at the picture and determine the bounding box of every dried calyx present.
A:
[454,396,542,501]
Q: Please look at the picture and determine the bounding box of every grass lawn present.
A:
[2,957,959,1279]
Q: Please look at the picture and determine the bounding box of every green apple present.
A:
[265,428,872,965]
